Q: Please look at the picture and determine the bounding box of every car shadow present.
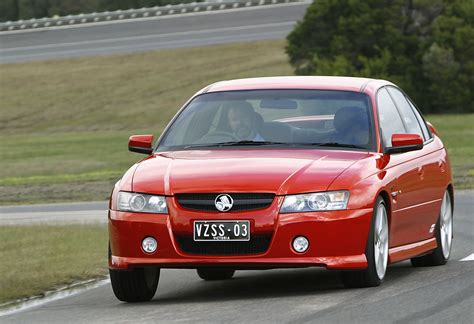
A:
[131,268,343,307]
[115,261,420,307]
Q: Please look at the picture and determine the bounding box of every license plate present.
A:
[193,220,250,241]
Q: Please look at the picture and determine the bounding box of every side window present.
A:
[377,88,406,147]
[406,98,431,140]
[387,87,424,139]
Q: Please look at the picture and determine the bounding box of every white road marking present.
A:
[0,21,295,53]
[460,253,474,261]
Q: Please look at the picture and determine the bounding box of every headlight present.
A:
[280,191,349,213]
[117,191,168,213]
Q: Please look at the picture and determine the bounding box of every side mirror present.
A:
[128,135,154,154]
[386,134,423,154]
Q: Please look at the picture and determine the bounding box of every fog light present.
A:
[292,236,309,253]
[142,237,157,253]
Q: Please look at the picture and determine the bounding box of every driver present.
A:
[226,102,265,141]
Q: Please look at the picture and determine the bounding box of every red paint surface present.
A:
[128,134,153,149]
[109,77,452,270]
[391,133,424,147]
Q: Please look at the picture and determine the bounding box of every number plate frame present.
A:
[193,220,250,242]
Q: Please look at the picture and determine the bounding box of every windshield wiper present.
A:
[294,142,367,149]
[183,141,366,149]
[219,140,286,146]
[184,141,285,148]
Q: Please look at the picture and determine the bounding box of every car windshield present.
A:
[158,89,375,151]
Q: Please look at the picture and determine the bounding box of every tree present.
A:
[422,1,474,112]
[286,0,473,113]
[0,0,20,21]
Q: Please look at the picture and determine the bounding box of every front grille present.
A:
[176,235,272,255]
[176,193,275,212]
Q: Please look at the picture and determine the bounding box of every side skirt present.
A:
[388,237,437,264]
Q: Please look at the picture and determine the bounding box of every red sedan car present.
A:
[108,76,453,302]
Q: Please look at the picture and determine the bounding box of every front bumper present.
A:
[109,207,373,270]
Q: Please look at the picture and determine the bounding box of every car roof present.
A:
[202,76,393,94]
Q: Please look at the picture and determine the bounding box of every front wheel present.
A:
[341,196,389,288]
[411,190,453,267]
[110,267,160,302]
[197,268,235,280]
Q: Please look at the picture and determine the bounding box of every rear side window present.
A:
[377,88,406,147]
[407,98,431,141]
[387,87,424,139]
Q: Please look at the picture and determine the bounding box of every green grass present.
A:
[0,131,143,204]
[0,40,292,134]
[0,40,292,205]
[426,114,474,189]
[0,40,472,205]
[0,225,108,304]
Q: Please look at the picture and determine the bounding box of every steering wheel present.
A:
[199,131,239,142]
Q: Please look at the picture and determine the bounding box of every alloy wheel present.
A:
[374,203,389,280]
[440,191,453,259]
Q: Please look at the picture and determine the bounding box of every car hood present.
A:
[131,149,368,195]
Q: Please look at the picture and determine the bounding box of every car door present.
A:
[387,87,446,241]
[406,97,447,206]
[377,87,427,247]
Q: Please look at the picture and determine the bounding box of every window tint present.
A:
[387,87,424,139]
[377,88,406,147]
[407,98,431,140]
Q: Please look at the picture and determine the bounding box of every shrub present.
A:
[286,0,473,113]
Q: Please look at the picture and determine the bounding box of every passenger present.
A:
[226,102,265,141]
[332,106,369,145]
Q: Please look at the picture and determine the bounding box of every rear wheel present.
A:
[411,190,452,267]
[197,268,235,281]
[110,267,160,302]
[341,197,389,288]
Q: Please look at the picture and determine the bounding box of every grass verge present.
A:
[0,40,292,134]
[0,225,108,304]
[0,40,292,205]
[0,40,472,204]
[427,114,474,189]
[0,131,140,204]
[1,114,471,205]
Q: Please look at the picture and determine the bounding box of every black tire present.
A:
[109,268,160,302]
[197,268,235,281]
[411,190,452,267]
[341,197,388,288]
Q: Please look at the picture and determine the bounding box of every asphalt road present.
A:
[0,201,107,225]
[0,2,309,64]
[1,191,473,323]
